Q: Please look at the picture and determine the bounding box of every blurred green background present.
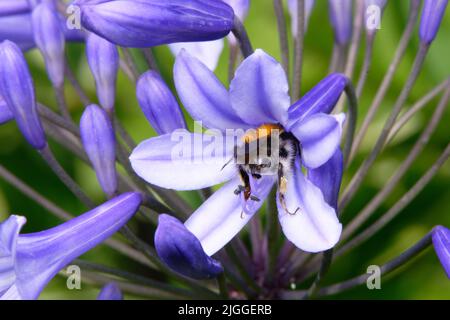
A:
[0,0,449,299]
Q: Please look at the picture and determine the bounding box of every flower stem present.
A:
[217,273,229,299]
[281,231,433,299]
[291,0,305,101]
[343,82,358,168]
[349,0,421,162]
[342,86,450,240]
[339,43,430,212]
[54,84,71,120]
[39,145,96,208]
[273,0,290,78]
[232,16,254,58]
[355,34,375,97]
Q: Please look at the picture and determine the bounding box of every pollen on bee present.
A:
[241,124,284,144]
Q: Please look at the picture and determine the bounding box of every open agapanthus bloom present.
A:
[130,49,348,279]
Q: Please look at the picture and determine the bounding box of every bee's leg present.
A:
[278,164,300,215]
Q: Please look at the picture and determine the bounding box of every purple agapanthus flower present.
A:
[0,94,13,124]
[432,225,450,279]
[130,49,347,278]
[0,192,142,300]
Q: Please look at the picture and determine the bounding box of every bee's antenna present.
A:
[221,157,234,171]
[279,193,300,215]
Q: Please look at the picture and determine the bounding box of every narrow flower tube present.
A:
[0,0,30,17]
[328,0,353,45]
[0,192,142,300]
[0,95,13,124]
[75,0,235,48]
[287,73,348,128]
[80,104,118,197]
[155,214,223,279]
[31,2,66,87]
[86,33,119,112]
[419,0,449,45]
[136,70,186,135]
[432,225,450,279]
[0,40,46,149]
[97,283,123,300]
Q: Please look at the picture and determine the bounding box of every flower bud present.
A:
[0,40,46,149]
[80,104,117,197]
[31,2,65,87]
[86,33,119,112]
[75,0,235,47]
[419,0,449,45]
[136,70,186,135]
[328,0,353,45]
[432,225,450,279]
[97,283,123,300]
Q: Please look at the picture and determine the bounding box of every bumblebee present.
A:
[224,124,300,215]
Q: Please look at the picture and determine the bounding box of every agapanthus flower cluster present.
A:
[0,0,449,300]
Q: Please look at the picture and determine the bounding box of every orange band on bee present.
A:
[241,123,284,143]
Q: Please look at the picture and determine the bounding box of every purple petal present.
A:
[0,0,29,17]
[97,283,123,300]
[290,113,345,169]
[9,192,142,300]
[185,176,274,255]
[288,0,315,35]
[308,149,343,210]
[419,0,449,45]
[80,104,118,197]
[287,73,348,129]
[130,132,237,190]
[136,70,187,135]
[328,0,353,45]
[169,39,224,71]
[155,214,223,279]
[76,0,234,48]
[277,162,342,252]
[432,225,450,279]
[86,33,119,112]
[0,215,26,297]
[229,49,290,127]
[222,0,249,21]
[32,2,66,87]
[174,49,248,131]
[0,40,46,150]
[0,95,13,124]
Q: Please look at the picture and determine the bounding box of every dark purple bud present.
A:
[80,104,118,197]
[287,73,348,128]
[32,2,65,87]
[328,0,353,45]
[432,225,450,279]
[75,0,235,47]
[86,33,119,112]
[0,0,30,17]
[419,0,449,45]
[97,283,123,300]
[155,214,223,280]
[136,71,186,135]
[0,94,13,124]
[0,40,46,149]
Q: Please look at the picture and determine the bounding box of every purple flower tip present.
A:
[419,0,449,45]
[136,70,186,135]
[86,33,119,112]
[0,40,46,149]
[80,104,118,197]
[32,2,66,87]
[97,283,123,300]
[0,192,142,300]
[77,0,235,48]
[432,225,450,279]
[287,73,348,128]
[328,0,353,45]
[155,214,223,280]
